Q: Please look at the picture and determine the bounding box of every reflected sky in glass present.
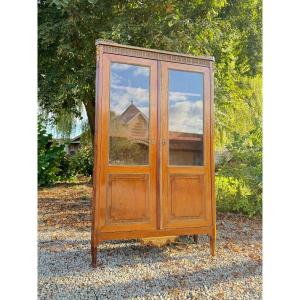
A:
[168,70,204,134]
[110,63,150,117]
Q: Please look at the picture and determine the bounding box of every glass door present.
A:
[97,53,158,232]
[160,62,212,229]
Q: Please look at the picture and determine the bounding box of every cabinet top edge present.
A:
[95,39,215,62]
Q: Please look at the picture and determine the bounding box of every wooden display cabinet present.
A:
[92,40,215,267]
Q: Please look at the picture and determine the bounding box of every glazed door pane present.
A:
[168,69,204,166]
[109,63,150,165]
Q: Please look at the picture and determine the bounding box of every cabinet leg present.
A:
[209,236,215,256]
[91,246,97,268]
[193,234,199,244]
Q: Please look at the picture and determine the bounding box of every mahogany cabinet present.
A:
[91,40,215,267]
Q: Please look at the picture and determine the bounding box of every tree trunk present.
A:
[84,98,95,146]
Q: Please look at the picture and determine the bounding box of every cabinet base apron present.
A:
[91,227,216,268]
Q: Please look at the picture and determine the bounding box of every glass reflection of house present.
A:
[110,102,203,165]
[169,131,203,166]
[109,102,149,165]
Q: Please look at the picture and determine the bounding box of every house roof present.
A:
[69,104,203,148]
[69,135,81,144]
[118,103,148,124]
[116,103,203,143]
[118,103,141,123]
[169,131,203,142]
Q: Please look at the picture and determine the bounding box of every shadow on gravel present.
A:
[39,247,260,299]
[39,240,171,277]
[88,259,260,297]
[38,182,262,299]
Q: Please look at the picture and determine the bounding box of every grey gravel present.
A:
[38,183,262,300]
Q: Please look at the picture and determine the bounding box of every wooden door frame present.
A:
[95,53,158,234]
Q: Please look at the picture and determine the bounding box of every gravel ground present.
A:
[38,181,262,300]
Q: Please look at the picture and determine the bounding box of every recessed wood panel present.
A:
[107,174,149,224]
[170,175,205,219]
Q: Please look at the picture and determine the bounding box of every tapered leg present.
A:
[193,235,199,244]
[209,236,215,256]
[91,246,97,268]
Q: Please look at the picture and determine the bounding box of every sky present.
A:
[51,63,204,138]
[110,62,150,117]
[110,62,204,134]
[168,69,204,134]
[48,110,88,139]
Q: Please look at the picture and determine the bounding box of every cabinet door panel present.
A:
[170,175,204,218]
[97,54,158,233]
[161,62,212,229]
[107,174,149,223]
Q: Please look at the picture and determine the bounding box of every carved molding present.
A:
[99,44,211,67]
[96,45,101,62]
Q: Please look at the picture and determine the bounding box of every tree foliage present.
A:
[38,0,262,145]
[216,125,262,216]
[38,0,262,214]
[70,144,94,177]
[38,117,93,184]
[38,117,73,186]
